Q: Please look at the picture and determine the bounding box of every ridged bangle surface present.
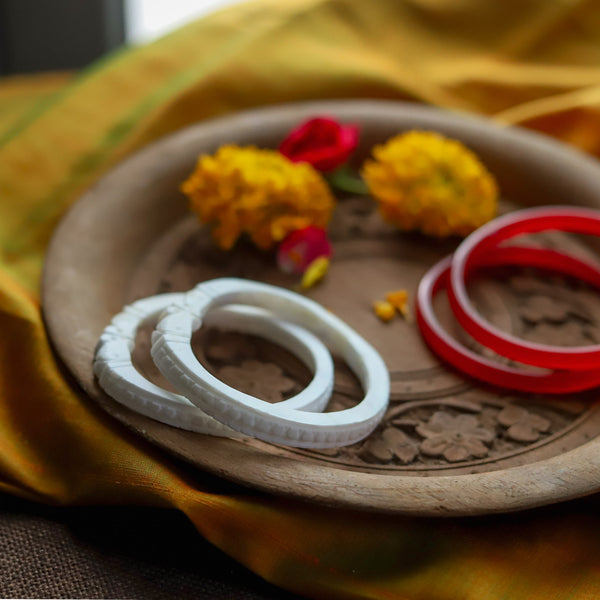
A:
[152,278,390,448]
[95,293,335,435]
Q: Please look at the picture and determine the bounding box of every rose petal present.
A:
[279,117,359,172]
[277,226,332,274]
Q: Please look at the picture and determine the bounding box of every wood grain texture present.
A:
[42,100,600,516]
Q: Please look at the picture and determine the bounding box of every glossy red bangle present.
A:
[449,206,600,370]
[416,245,600,394]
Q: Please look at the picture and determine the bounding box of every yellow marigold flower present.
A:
[181,145,335,250]
[361,131,498,237]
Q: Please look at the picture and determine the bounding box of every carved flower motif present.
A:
[218,360,295,403]
[511,276,593,324]
[497,405,551,443]
[416,411,494,462]
[523,321,597,347]
[382,428,419,463]
[359,427,419,464]
[519,295,575,323]
[206,332,256,361]
[510,275,562,295]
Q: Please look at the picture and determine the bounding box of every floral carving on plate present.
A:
[416,412,494,462]
[218,360,295,404]
[304,392,581,468]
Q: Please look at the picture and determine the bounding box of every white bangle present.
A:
[151,278,390,448]
[94,293,334,435]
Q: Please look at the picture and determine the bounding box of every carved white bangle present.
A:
[151,278,390,448]
[94,293,335,435]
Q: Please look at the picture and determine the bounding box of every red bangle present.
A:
[449,206,600,370]
[416,245,600,394]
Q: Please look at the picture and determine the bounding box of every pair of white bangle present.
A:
[94,278,389,448]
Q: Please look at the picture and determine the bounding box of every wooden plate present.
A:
[42,100,600,516]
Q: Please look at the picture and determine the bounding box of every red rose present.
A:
[279,117,359,172]
[277,226,332,274]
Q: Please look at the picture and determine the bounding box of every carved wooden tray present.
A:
[42,100,600,516]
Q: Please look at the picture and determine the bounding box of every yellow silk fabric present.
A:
[2,1,600,597]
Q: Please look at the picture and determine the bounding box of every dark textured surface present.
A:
[0,493,305,599]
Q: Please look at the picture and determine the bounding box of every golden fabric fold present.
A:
[2,0,600,597]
